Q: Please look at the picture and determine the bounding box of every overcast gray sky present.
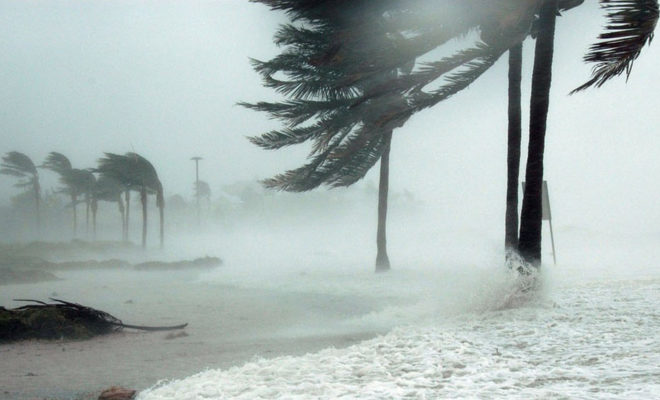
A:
[1,0,659,236]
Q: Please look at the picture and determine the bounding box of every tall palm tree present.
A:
[0,151,41,233]
[244,6,417,273]
[505,44,523,254]
[375,130,392,271]
[252,0,658,269]
[518,0,558,266]
[518,0,657,266]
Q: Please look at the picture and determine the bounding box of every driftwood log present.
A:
[1,298,187,342]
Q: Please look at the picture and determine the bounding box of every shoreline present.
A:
[0,269,389,400]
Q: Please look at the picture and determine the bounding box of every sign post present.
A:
[522,180,557,265]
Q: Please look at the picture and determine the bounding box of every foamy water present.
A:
[139,268,660,400]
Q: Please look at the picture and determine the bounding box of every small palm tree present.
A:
[94,175,126,241]
[41,152,88,238]
[96,153,134,242]
[97,153,164,249]
[1,151,41,233]
[78,169,96,238]
[126,152,165,249]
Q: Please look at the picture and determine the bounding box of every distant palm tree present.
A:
[1,151,41,233]
[78,169,96,238]
[97,152,164,248]
[96,153,134,242]
[94,175,126,241]
[42,152,91,238]
[126,152,164,249]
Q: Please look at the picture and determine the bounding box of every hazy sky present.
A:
[1,1,659,236]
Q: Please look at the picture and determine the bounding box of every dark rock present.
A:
[98,386,136,400]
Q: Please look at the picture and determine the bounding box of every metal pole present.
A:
[548,219,557,265]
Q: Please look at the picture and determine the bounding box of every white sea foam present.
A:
[139,273,660,399]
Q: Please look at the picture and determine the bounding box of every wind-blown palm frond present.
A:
[95,175,124,202]
[573,0,659,92]
[1,152,39,190]
[1,152,37,178]
[41,152,73,174]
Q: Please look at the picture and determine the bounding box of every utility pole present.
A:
[191,156,203,226]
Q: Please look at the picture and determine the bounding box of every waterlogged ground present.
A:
[2,227,659,399]
[137,274,660,399]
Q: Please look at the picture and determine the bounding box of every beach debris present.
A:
[98,386,136,400]
[0,298,188,343]
[133,256,222,271]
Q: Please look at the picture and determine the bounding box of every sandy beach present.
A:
[0,267,386,400]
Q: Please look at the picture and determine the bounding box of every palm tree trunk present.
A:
[91,199,97,241]
[518,0,557,266]
[157,188,164,249]
[72,194,78,238]
[33,180,41,236]
[159,203,164,250]
[505,43,523,253]
[140,186,147,249]
[85,195,90,237]
[118,197,125,242]
[124,190,130,242]
[375,130,392,272]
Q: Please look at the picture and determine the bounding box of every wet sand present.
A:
[0,269,385,400]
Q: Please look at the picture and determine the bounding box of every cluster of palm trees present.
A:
[247,0,658,271]
[1,151,164,248]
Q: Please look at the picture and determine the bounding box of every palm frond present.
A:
[41,152,72,174]
[572,0,659,93]
[1,152,37,177]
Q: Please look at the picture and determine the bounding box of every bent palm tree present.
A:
[41,152,87,238]
[252,0,658,268]
[97,153,134,242]
[1,152,41,233]
[78,169,97,239]
[97,153,164,249]
[94,175,126,241]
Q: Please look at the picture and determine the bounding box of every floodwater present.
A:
[1,227,659,399]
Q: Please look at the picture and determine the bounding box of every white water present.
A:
[138,230,660,400]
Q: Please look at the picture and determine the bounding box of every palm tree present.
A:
[517,1,559,266]
[94,175,126,241]
[518,0,658,266]
[41,152,89,238]
[0,152,41,233]
[505,43,523,254]
[245,6,422,272]
[78,169,96,239]
[252,0,658,269]
[97,153,136,243]
[125,153,164,249]
[97,153,164,249]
